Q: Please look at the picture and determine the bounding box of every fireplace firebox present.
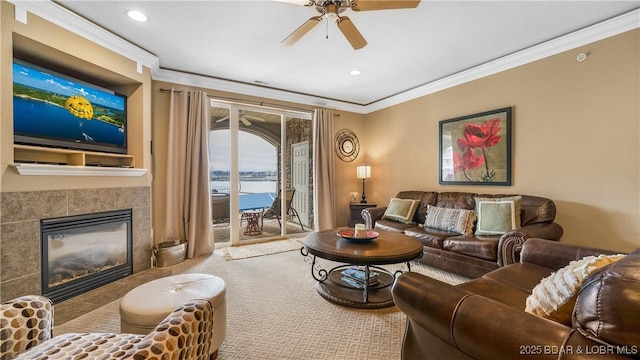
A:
[41,209,133,303]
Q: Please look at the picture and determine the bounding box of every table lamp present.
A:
[356,165,371,203]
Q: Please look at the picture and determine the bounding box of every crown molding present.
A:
[11,1,639,114]
[153,68,366,114]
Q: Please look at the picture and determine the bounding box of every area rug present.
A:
[55,249,469,360]
[215,237,304,260]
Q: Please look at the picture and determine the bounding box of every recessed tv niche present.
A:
[13,59,127,154]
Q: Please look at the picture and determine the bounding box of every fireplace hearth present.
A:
[41,209,133,303]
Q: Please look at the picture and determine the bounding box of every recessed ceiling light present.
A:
[350,70,361,76]
[127,10,147,22]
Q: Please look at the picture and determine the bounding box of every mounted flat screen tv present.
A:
[13,59,127,154]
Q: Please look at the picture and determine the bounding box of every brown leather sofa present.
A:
[361,191,563,278]
[392,238,640,360]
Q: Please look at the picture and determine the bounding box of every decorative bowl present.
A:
[337,228,380,242]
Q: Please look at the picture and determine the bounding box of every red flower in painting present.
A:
[457,118,502,151]
[453,148,484,173]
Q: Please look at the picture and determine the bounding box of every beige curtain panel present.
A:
[165,89,214,258]
[313,109,336,230]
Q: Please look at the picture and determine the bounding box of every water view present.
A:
[14,96,125,145]
[211,180,276,194]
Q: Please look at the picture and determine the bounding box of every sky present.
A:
[209,130,277,172]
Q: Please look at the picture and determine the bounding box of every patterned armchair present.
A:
[0,295,214,360]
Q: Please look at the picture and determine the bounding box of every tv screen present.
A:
[13,59,127,154]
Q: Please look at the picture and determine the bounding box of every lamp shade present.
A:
[356,165,371,179]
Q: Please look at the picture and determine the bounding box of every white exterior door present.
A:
[292,141,309,227]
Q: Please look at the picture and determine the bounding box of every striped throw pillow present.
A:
[424,205,476,235]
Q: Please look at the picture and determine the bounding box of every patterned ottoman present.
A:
[120,273,226,359]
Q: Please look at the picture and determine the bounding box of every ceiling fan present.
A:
[280,0,420,50]
[215,114,266,126]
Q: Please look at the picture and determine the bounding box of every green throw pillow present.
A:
[382,198,420,224]
[474,196,522,235]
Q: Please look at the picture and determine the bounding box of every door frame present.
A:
[210,100,312,245]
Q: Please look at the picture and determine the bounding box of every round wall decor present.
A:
[335,129,359,162]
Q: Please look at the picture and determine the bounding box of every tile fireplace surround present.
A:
[0,186,151,302]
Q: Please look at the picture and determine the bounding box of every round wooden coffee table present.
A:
[302,228,423,309]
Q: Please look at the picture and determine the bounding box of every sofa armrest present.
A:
[497,222,564,266]
[519,222,564,240]
[392,272,627,360]
[0,295,53,359]
[361,207,387,229]
[521,238,621,270]
[129,299,214,360]
[497,231,528,266]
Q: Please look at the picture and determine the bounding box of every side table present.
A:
[349,203,377,228]
[241,211,262,235]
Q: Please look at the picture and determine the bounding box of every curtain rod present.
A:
[158,88,339,116]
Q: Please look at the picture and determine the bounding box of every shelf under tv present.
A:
[12,163,147,177]
[12,145,145,176]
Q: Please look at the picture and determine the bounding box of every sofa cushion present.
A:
[403,226,449,249]
[374,219,416,233]
[424,205,476,235]
[474,196,522,235]
[382,198,420,224]
[435,192,477,210]
[574,248,640,349]
[520,195,557,226]
[525,254,624,325]
[443,236,498,261]
[457,262,554,309]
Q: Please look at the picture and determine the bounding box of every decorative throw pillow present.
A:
[423,205,476,235]
[474,196,522,235]
[382,198,420,224]
[525,254,625,325]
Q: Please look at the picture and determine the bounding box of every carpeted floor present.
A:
[55,242,469,360]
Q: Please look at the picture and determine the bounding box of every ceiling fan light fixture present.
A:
[126,10,147,22]
[350,69,361,75]
[282,0,419,49]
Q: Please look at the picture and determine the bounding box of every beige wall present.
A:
[364,29,640,252]
[0,2,152,192]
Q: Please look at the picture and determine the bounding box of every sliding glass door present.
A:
[210,101,313,245]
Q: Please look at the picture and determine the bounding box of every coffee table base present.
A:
[312,264,397,309]
[315,282,395,309]
[302,229,423,309]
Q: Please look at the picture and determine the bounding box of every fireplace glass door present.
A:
[41,209,132,303]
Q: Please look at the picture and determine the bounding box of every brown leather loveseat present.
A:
[361,191,563,278]
[392,238,640,359]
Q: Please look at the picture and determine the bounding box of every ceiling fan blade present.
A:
[336,16,367,50]
[215,116,230,123]
[282,16,323,46]
[351,0,420,11]
[240,117,252,126]
[273,0,314,6]
[243,115,266,122]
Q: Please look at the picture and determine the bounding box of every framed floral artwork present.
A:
[439,107,512,185]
